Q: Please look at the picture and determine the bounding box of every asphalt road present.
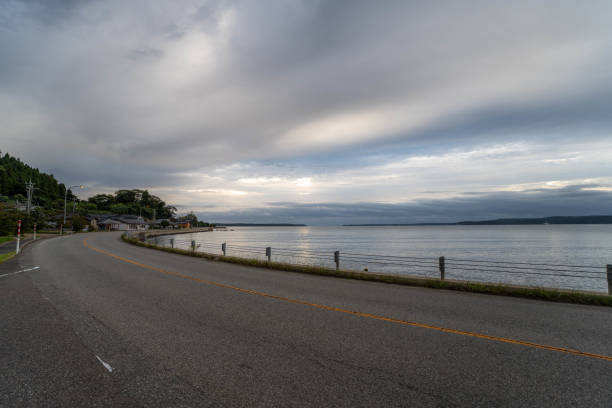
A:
[2,232,612,407]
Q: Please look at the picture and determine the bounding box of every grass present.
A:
[0,236,15,244]
[121,235,612,307]
[0,251,16,263]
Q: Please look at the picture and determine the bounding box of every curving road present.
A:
[2,232,612,407]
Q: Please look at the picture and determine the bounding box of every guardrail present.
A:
[132,233,612,294]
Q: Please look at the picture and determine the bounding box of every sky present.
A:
[1,0,611,224]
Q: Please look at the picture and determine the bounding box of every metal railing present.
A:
[139,234,612,294]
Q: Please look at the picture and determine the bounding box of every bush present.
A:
[72,215,87,232]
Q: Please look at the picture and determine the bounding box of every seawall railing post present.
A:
[607,265,612,295]
[439,256,445,280]
[222,242,226,256]
[266,247,271,262]
[334,251,340,270]
[170,238,174,248]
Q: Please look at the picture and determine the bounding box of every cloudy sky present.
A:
[1,0,611,224]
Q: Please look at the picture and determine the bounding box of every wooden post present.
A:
[266,247,271,262]
[222,242,226,256]
[334,251,340,270]
[607,265,612,295]
[439,256,445,280]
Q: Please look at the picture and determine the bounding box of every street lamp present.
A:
[64,185,85,225]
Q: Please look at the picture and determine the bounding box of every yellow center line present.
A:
[83,237,612,363]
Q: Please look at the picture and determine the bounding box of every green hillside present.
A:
[0,151,178,235]
[0,151,75,208]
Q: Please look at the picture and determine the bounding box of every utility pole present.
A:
[25,180,35,214]
[135,192,143,220]
[64,185,84,225]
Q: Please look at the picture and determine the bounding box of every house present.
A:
[97,218,126,231]
[118,216,148,231]
[85,214,117,230]
[149,218,176,229]
[176,221,190,229]
[81,213,151,231]
[84,214,100,230]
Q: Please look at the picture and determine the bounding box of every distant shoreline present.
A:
[215,223,307,227]
[344,215,612,226]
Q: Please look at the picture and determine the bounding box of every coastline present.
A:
[122,234,612,307]
[141,227,214,238]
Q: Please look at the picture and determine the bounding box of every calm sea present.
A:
[151,225,612,293]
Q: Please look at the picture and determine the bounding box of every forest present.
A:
[0,151,75,208]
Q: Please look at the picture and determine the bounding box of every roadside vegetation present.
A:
[0,251,15,263]
[0,236,14,244]
[122,235,612,307]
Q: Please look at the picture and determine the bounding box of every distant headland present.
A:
[344,215,612,226]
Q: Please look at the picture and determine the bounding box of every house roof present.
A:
[117,217,146,225]
[98,219,122,225]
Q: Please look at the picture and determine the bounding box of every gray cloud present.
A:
[128,46,164,61]
[1,1,611,216]
[197,185,612,225]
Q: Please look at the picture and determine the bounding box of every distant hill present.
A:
[344,215,612,226]
[456,215,612,225]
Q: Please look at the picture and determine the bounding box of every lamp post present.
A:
[64,185,84,225]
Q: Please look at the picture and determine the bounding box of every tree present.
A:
[72,215,87,232]
[183,212,198,224]
[115,189,138,204]
[88,194,115,210]
[77,202,98,214]
[0,151,71,210]
[0,204,49,235]
[110,203,130,214]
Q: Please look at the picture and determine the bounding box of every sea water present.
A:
[152,225,612,293]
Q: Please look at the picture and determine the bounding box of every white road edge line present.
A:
[0,266,40,278]
[96,355,114,372]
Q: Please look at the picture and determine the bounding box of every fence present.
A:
[136,233,612,295]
